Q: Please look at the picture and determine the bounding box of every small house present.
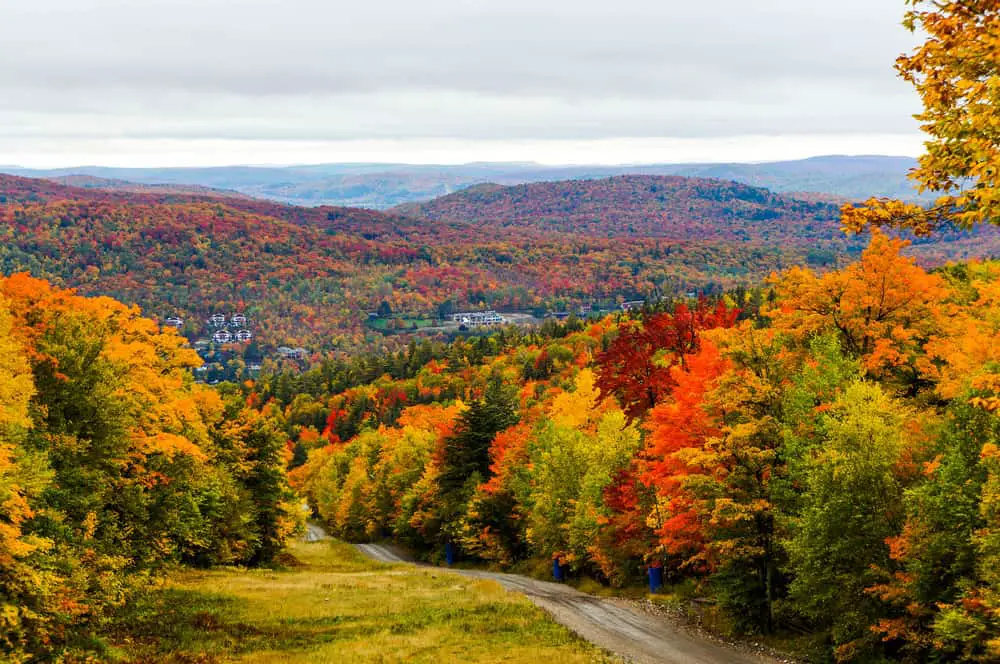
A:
[277,346,308,360]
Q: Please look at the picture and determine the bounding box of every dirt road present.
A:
[353,542,783,664]
[353,542,412,563]
[303,523,329,542]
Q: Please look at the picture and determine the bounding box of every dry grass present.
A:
[105,539,611,663]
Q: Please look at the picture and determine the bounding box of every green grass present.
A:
[104,539,611,663]
[367,317,437,331]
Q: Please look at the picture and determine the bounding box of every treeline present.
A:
[251,317,616,470]
[0,274,297,662]
[290,233,1000,662]
[257,307,762,467]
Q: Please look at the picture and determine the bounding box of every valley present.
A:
[0,170,994,367]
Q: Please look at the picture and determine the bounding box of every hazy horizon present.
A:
[5,146,922,171]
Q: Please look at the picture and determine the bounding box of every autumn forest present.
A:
[4,1,1000,662]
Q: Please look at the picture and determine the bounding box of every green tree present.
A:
[922,405,1000,662]
[787,381,909,661]
[219,398,298,565]
[868,401,998,661]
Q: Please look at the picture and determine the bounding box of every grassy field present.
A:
[103,539,611,663]
[366,317,437,331]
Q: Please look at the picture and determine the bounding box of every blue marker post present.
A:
[648,564,664,594]
[553,557,565,582]
[445,541,456,566]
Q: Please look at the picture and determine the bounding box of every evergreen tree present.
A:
[438,375,519,547]
[440,375,519,494]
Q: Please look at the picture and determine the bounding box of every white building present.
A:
[277,346,308,360]
[212,329,233,344]
[164,316,184,328]
[451,310,505,327]
[231,314,248,327]
[209,313,227,327]
[235,329,253,342]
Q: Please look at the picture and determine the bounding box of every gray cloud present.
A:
[0,0,922,163]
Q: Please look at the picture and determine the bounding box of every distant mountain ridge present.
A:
[48,174,253,200]
[3,155,923,209]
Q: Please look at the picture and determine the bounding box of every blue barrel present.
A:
[648,565,664,593]
[445,542,456,566]
[553,558,565,581]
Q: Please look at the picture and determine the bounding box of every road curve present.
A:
[354,542,413,563]
[303,522,329,542]
[353,542,782,664]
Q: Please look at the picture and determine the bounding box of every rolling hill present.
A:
[394,175,846,242]
[398,174,993,264]
[0,174,444,352]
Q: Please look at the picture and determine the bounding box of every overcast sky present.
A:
[0,0,923,167]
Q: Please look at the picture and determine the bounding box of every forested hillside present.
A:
[1,173,995,358]
[395,175,850,239]
[283,234,1000,661]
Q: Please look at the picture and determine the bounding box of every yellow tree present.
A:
[842,2,1000,235]
[924,266,1000,406]
[0,296,52,661]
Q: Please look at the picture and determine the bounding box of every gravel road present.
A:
[352,542,784,664]
[303,522,329,542]
[354,542,413,563]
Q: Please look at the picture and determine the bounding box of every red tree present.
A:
[596,299,738,419]
[641,341,730,570]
